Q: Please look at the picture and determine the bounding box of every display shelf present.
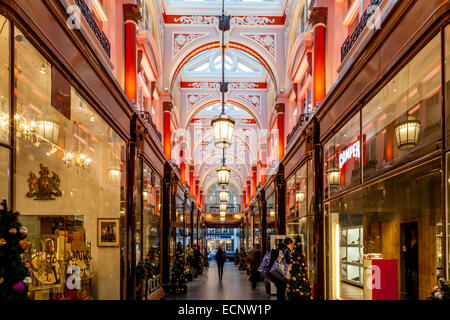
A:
[340,225,363,287]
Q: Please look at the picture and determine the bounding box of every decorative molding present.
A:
[180,81,268,90]
[123,3,142,23]
[236,94,262,114]
[241,33,276,60]
[172,32,209,57]
[308,7,328,28]
[186,94,212,112]
[164,14,286,26]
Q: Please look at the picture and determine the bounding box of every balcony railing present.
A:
[287,114,309,145]
[140,111,162,142]
[75,0,111,58]
[340,0,382,62]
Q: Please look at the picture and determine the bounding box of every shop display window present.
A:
[0,15,10,145]
[14,28,126,300]
[142,165,161,271]
[324,113,361,198]
[286,163,308,220]
[445,25,450,146]
[326,160,442,300]
[362,33,441,182]
[265,189,276,252]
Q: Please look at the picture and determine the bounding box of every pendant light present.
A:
[219,202,227,212]
[219,188,229,202]
[211,0,234,149]
[394,114,420,150]
[217,148,230,186]
[295,190,305,204]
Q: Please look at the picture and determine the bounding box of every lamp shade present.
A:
[327,167,340,187]
[211,112,235,149]
[36,120,59,144]
[269,209,275,218]
[219,202,227,212]
[217,166,231,186]
[219,188,229,202]
[394,114,420,150]
[296,190,305,203]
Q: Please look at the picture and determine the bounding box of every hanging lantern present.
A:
[394,114,421,150]
[211,113,235,149]
[296,190,305,203]
[269,209,275,218]
[217,166,231,186]
[327,167,340,187]
[219,202,227,212]
[220,217,225,222]
[219,188,229,202]
[108,166,121,186]
[36,120,59,144]
[220,211,226,217]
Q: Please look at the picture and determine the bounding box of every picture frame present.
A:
[97,218,120,247]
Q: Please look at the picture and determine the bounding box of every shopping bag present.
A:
[257,252,271,278]
[269,249,288,283]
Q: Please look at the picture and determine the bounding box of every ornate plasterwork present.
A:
[181,82,267,90]
[241,33,276,60]
[186,94,211,111]
[236,94,262,114]
[172,32,209,57]
[169,15,279,26]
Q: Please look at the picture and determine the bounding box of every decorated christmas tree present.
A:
[0,200,30,300]
[238,247,247,270]
[169,241,187,294]
[287,235,313,301]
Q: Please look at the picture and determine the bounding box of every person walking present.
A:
[247,243,262,289]
[215,247,226,281]
[272,237,293,301]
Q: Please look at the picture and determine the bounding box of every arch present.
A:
[185,99,262,129]
[203,178,242,201]
[197,151,250,178]
[169,40,279,93]
[201,165,245,188]
[192,131,257,163]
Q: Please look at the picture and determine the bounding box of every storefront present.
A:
[323,23,449,300]
[0,13,130,300]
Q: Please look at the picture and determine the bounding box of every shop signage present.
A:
[339,139,360,169]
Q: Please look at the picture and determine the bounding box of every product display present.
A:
[340,226,363,287]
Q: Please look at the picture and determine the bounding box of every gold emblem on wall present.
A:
[26,164,62,200]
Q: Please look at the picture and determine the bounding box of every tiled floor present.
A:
[165,262,276,300]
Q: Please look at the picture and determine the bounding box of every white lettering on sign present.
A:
[339,140,360,169]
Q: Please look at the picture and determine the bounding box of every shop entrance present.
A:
[400,221,419,300]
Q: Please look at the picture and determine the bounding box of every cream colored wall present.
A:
[15,139,122,300]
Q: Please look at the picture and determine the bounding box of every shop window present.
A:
[0,147,10,202]
[445,25,450,146]
[14,28,126,300]
[324,113,361,199]
[326,160,442,300]
[362,33,442,182]
[0,15,10,145]
[286,163,308,220]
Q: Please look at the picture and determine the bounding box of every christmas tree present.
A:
[0,200,30,300]
[169,241,187,294]
[287,235,313,301]
[238,247,247,270]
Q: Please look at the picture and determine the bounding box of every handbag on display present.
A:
[269,249,289,283]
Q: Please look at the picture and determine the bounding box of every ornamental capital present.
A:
[275,103,285,114]
[163,101,173,112]
[309,7,328,28]
[123,4,142,24]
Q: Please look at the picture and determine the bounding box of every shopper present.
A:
[247,243,262,289]
[193,245,202,275]
[272,237,293,301]
[215,246,226,281]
